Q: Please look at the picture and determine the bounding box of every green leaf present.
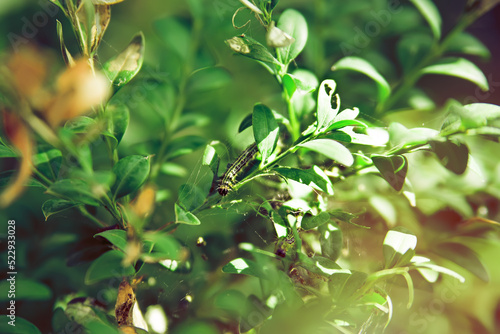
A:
[202,144,219,176]
[0,278,51,301]
[413,262,465,283]
[0,142,17,158]
[174,202,201,225]
[186,67,231,94]
[329,209,360,225]
[332,57,391,103]
[84,321,121,334]
[143,231,184,261]
[222,258,266,279]
[325,120,367,132]
[47,179,101,206]
[464,103,500,127]
[176,113,210,132]
[103,32,145,90]
[85,250,135,284]
[32,145,62,181]
[214,290,248,316]
[409,0,442,39]
[429,140,469,175]
[434,242,489,282]
[171,321,219,334]
[94,229,128,253]
[111,155,150,199]
[42,199,78,220]
[301,211,330,230]
[419,57,489,91]
[56,20,74,67]
[277,9,308,65]
[319,222,343,261]
[388,122,438,147]
[298,139,354,167]
[253,104,279,163]
[154,17,191,59]
[274,165,334,195]
[0,317,41,334]
[446,32,491,60]
[165,135,207,160]
[283,72,317,98]
[329,270,368,302]
[383,227,417,269]
[106,103,130,144]
[372,155,408,192]
[397,33,433,72]
[178,183,206,211]
[316,79,340,131]
[238,113,253,133]
[225,35,282,74]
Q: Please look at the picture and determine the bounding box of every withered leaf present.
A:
[115,280,136,327]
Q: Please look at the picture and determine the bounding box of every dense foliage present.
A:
[1,0,500,333]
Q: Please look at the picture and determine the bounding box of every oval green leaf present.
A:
[84,250,135,284]
[47,179,101,206]
[42,199,78,220]
[106,103,130,144]
[409,0,442,40]
[94,229,128,252]
[277,9,308,65]
[112,155,150,199]
[103,32,145,90]
[298,139,354,167]
[383,227,417,269]
[0,317,41,334]
[253,103,279,163]
[332,57,391,103]
[301,211,330,230]
[434,241,489,282]
[446,32,491,60]
[419,57,489,91]
[372,155,408,192]
[316,79,340,131]
[32,146,62,182]
[273,165,334,195]
[429,140,469,175]
[222,258,266,279]
[0,278,51,301]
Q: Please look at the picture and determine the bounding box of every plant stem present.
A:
[78,206,106,228]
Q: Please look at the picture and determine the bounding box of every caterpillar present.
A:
[217,143,259,196]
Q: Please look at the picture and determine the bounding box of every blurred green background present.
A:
[1,0,500,333]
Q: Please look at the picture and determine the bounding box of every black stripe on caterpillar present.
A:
[217,143,259,196]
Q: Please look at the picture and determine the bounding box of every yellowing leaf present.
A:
[0,111,33,208]
[90,5,111,53]
[45,60,110,127]
[92,0,126,4]
[7,47,47,100]
[115,280,136,327]
[130,184,156,218]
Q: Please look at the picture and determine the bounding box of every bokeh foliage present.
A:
[1,0,500,333]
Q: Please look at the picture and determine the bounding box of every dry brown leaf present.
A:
[45,59,110,127]
[7,47,47,99]
[90,5,111,53]
[130,185,156,218]
[119,326,138,334]
[115,280,136,327]
[0,111,33,208]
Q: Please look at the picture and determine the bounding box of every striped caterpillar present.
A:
[217,143,259,196]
